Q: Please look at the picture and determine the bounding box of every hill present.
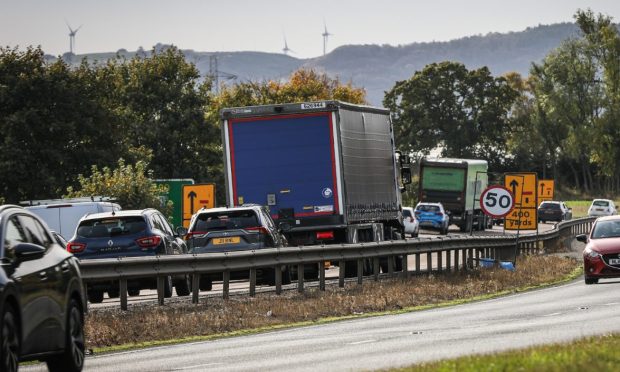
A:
[59,23,582,106]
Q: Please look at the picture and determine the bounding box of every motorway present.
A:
[24,273,619,371]
[88,222,556,310]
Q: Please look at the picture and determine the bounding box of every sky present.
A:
[2,0,620,59]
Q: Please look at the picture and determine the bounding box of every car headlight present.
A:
[584,246,601,259]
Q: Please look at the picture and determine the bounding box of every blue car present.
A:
[67,209,191,303]
[415,202,450,235]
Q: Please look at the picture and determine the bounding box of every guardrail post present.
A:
[373,258,380,281]
[426,252,432,276]
[387,256,394,276]
[415,253,421,274]
[475,248,480,267]
[275,266,282,295]
[157,276,165,306]
[223,271,230,300]
[454,249,460,271]
[357,259,364,285]
[467,249,473,270]
[119,278,127,311]
[319,261,326,291]
[437,251,443,272]
[402,255,409,278]
[192,274,200,304]
[297,263,305,293]
[446,250,451,271]
[249,268,256,297]
[338,260,345,288]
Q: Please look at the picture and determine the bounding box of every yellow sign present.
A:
[504,207,537,231]
[538,179,555,202]
[182,184,215,227]
[505,173,537,208]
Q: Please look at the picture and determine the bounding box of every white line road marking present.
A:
[171,363,224,370]
[348,339,377,345]
[543,312,562,317]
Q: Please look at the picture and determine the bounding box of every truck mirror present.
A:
[401,168,412,185]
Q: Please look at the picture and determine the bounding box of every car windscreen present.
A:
[192,210,259,232]
[591,220,620,239]
[402,209,412,218]
[416,205,440,213]
[593,200,610,207]
[76,216,147,238]
[539,203,560,210]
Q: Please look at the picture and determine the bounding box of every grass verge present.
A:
[394,333,620,371]
[85,255,581,354]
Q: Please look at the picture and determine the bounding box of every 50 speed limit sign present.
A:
[480,185,515,218]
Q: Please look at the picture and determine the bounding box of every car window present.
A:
[192,210,259,232]
[591,220,620,239]
[18,215,52,248]
[540,203,560,210]
[3,217,27,260]
[593,200,610,207]
[417,205,439,213]
[155,213,173,235]
[402,209,412,218]
[76,216,147,238]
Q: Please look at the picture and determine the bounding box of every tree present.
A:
[0,47,125,203]
[65,150,171,212]
[383,62,518,170]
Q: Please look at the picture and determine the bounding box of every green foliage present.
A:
[397,333,620,372]
[65,154,171,214]
[384,61,518,171]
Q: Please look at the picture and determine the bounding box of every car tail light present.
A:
[136,236,162,249]
[435,212,443,216]
[184,231,207,240]
[67,242,86,253]
[316,231,334,240]
[246,226,269,235]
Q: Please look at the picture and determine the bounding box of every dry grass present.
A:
[85,255,578,349]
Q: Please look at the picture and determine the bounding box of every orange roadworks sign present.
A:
[538,179,555,203]
[182,184,215,228]
[505,173,537,208]
[505,207,537,231]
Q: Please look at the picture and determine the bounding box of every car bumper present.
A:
[584,255,620,278]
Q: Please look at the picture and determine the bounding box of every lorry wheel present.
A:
[87,291,104,304]
[343,261,358,277]
[199,277,213,291]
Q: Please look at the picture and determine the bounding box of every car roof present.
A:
[416,202,443,207]
[196,206,261,214]
[80,209,154,220]
[592,199,613,202]
[540,201,561,204]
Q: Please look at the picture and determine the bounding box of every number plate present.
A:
[212,237,240,245]
[609,258,620,265]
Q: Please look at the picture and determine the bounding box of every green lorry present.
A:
[418,158,489,232]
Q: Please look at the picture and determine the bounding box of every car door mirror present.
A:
[175,226,188,236]
[14,243,46,264]
[575,234,588,243]
[278,222,292,233]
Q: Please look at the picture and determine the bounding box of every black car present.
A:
[185,205,289,289]
[538,201,573,223]
[67,209,190,303]
[0,205,86,372]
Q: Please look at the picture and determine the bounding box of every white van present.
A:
[23,197,122,239]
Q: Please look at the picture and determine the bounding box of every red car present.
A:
[577,215,620,284]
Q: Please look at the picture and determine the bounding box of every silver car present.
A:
[588,199,617,217]
[402,207,419,237]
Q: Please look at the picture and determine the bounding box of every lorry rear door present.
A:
[225,113,340,220]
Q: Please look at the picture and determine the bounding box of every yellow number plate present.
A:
[212,237,240,245]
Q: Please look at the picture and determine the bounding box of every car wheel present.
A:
[128,289,140,297]
[107,288,119,298]
[1,304,20,372]
[163,276,173,298]
[87,290,104,303]
[46,298,85,372]
[175,275,191,297]
[585,277,599,285]
[199,276,213,291]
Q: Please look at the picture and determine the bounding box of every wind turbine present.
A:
[66,22,82,54]
[322,21,332,56]
[282,35,294,55]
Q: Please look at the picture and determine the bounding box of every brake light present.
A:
[246,226,269,235]
[136,236,161,249]
[316,231,334,240]
[67,242,86,253]
[184,231,207,240]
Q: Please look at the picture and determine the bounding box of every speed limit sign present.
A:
[480,185,515,218]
